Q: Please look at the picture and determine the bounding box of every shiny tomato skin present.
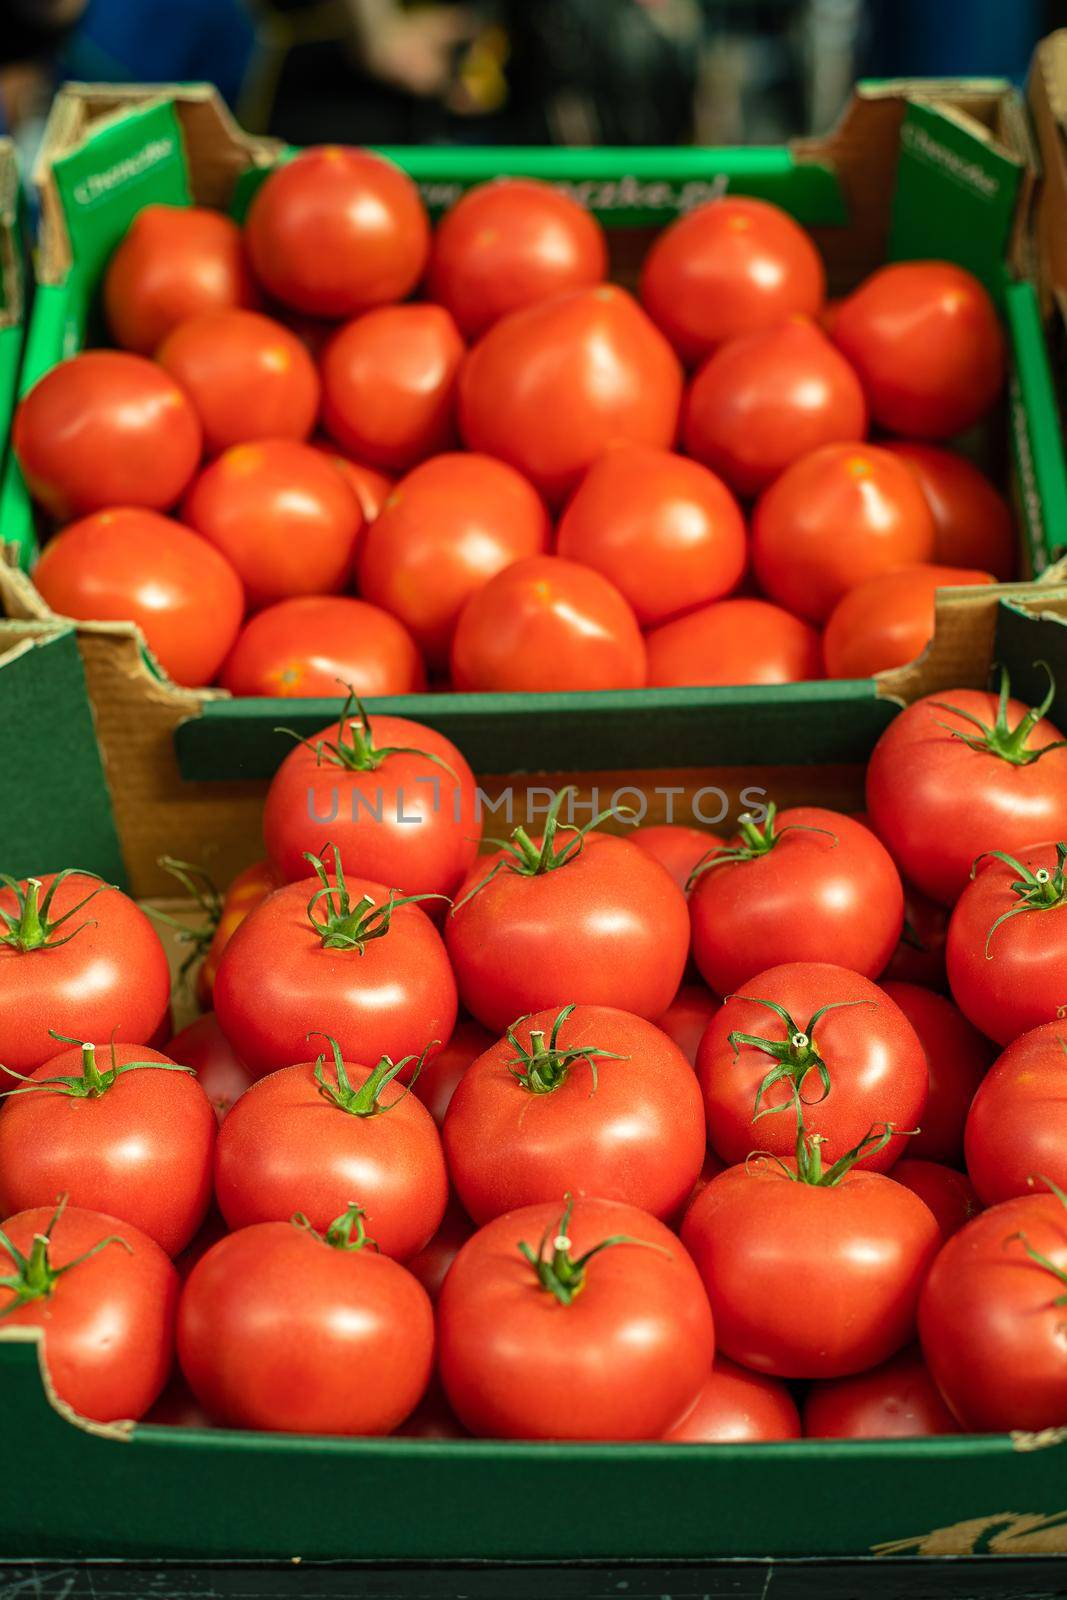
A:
[244,146,429,317]
[165,1012,256,1125]
[891,1159,982,1240]
[632,823,716,896]
[878,981,993,1165]
[866,690,1067,907]
[646,597,822,688]
[451,555,646,692]
[33,507,245,688]
[683,1159,939,1378]
[882,442,1016,579]
[0,1043,215,1257]
[438,1197,714,1440]
[183,438,362,608]
[697,962,927,1173]
[683,316,867,497]
[823,565,995,679]
[690,808,903,996]
[178,1219,434,1433]
[446,833,689,1034]
[14,352,202,522]
[556,446,746,627]
[443,1005,706,1224]
[639,196,825,364]
[407,1198,475,1300]
[0,1204,177,1423]
[458,285,683,505]
[218,595,425,698]
[832,261,1005,439]
[964,1022,1067,1204]
[104,204,258,355]
[156,309,320,454]
[752,442,936,623]
[663,1356,800,1442]
[312,447,393,522]
[428,178,608,339]
[356,452,550,669]
[803,1348,960,1438]
[654,983,719,1067]
[411,1018,494,1127]
[0,874,171,1075]
[196,860,282,1009]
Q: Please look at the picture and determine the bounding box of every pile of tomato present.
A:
[2,667,1067,1444]
[10,145,1014,695]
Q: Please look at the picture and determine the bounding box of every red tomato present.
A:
[443,1004,706,1223]
[451,555,646,692]
[556,446,745,627]
[34,508,244,688]
[803,1348,960,1438]
[156,309,320,454]
[646,597,821,689]
[632,823,716,896]
[313,447,393,522]
[174,1211,229,1283]
[866,679,1067,907]
[0,1201,177,1422]
[965,1022,1067,1204]
[752,442,936,623]
[213,857,457,1078]
[0,1041,215,1257]
[823,565,995,679]
[13,352,202,522]
[0,871,170,1076]
[697,962,927,1172]
[428,178,608,339]
[178,1207,433,1433]
[683,316,866,497]
[445,794,690,1033]
[919,1190,1067,1430]
[882,442,1016,579]
[396,1381,469,1439]
[407,1198,474,1300]
[263,698,479,897]
[884,881,950,991]
[104,204,258,355]
[320,305,464,473]
[878,981,993,1165]
[458,285,683,505]
[891,1159,982,1240]
[664,1356,800,1442]
[639,197,825,365]
[438,1196,714,1439]
[832,261,1005,439]
[166,1012,256,1124]
[196,859,282,1009]
[219,595,425,698]
[411,1018,494,1127]
[183,439,362,608]
[244,146,429,317]
[690,806,903,995]
[683,1140,940,1377]
[355,452,550,669]
[655,984,719,1068]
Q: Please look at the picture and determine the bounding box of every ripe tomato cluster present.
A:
[13,148,1013,694]
[3,673,1067,1441]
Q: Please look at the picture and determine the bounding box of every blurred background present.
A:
[1,0,1064,163]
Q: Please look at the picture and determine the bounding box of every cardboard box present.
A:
[0,139,25,516]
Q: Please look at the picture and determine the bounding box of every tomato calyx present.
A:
[308,1030,434,1116]
[293,1202,380,1253]
[0,1034,196,1101]
[279,685,458,779]
[975,842,1067,955]
[150,857,223,985]
[0,869,106,954]
[1006,1177,1067,1305]
[727,997,875,1122]
[751,1111,897,1188]
[505,1003,628,1095]
[453,787,629,911]
[686,804,837,889]
[0,1197,131,1319]
[517,1193,666,1307]
[931,665,1067,767]
[304,846,448,950]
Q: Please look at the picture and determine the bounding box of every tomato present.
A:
[690,806,903,995]
[645,597,821,689]
[443,1004,705,1224]
[964,1021,1067,1204]
[407,1198,474,1300]
[752,442,936,623]
[918,1189,1067,1430]
[682,1133,940,1377]
[174,1212,229,1283]
[803,1348,960,1438]
[663,1356,800,1442]
[438,1196,714,1440]
[450,555,646,692]
[34,508,244,688]
[312,447,392,522]
[263,697,479,897]
[683,317,866,498]
[411,1018,494,1127]
[219,595,425,698]
[832,261,1005,439]
[213,854,457,1078]
[878,981,993,1165]
[396,1381,469,1439]
[104,204,258,355]
[632,823,716,896]
[0,1201,177,1423]
[244,146,429,317]
[866,676,1067,906]
[445,793,690,1033]
[458,285,683,505]
[0,871,170,1076]
[355,452,549,669]
[183,439,362,608]
[166,1012,256,1124]
[196,859,282,1009]
[144,1375,215,1429]
[178,1206,433,1433]
[882,442,1016,579]
[13,352,202,522]
[697,962,927,1172]
[0,1040,214,1256]
[884,881,950,991]
[156,309,320,454]
[639,197,825,364]
[655,984,719,1067]
[891,1159,981,1240]
[823,565,995,679]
